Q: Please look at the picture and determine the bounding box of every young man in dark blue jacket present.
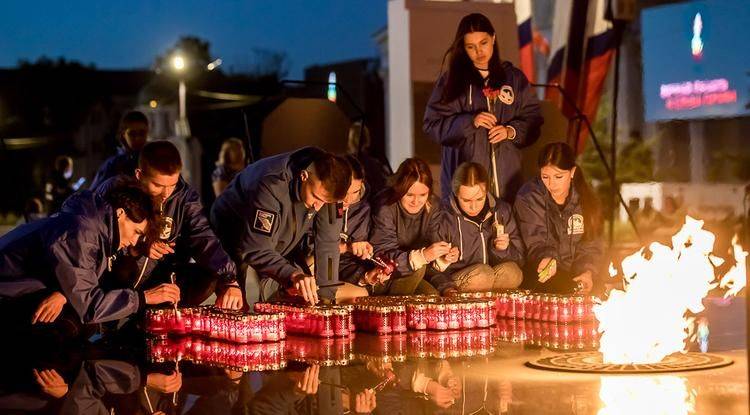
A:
[0,180,180,339]
[93,141,242,310]
[210,147,351,306]
[90,111,149,190]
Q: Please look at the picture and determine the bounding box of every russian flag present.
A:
[515,0,535,82]
[574,0,620,153]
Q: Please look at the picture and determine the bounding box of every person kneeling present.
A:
[432,162,524,294]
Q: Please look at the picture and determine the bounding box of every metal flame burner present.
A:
[527,351,733,374]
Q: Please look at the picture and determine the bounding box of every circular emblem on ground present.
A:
[527,351,733,374]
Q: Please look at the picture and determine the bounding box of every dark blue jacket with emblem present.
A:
[0,191,144,324]
[93,175,236,281]
[514,177,603,277]
[423,62,543,204]
[210,147,342,288]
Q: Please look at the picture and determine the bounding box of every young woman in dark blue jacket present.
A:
[514,143,603,294]
[424,13,542,205]
[432,162,524,293]
[370,158,455,295]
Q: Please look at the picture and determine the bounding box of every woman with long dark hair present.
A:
[514,142,603,294]
[370,158,457,295]
[424,13,543,204]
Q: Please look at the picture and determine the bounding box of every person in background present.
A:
[0,179,179,341]
[212,137,247,197]
[514,142,603,294]
[44,156,76,213]
[431,162,524,293]
[370,158,456,296]
[93,141,242,310]
[211,147,351,306]
[90,110,149,190]
[347,121,391,202]
[423,12,542,205]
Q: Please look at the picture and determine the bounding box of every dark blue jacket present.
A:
[95,176,236,280]
[369,196,442,278]
[337,194,372,284]
[423,62,543,204]
[90,147,139,191]
[0,191,143,324]
[514,177,603,277]
[210,147,342,288]
[433,194,525,272]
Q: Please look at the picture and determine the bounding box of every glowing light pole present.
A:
[172,55,190,136]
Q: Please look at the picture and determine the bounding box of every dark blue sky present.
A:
[0,0,387,78]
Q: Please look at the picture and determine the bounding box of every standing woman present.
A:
[370,158,457,295]
[514,143,603,294]
[424,13,543,204]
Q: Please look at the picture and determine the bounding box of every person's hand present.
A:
[146,371,182,393]
[291,364,320,395]
[573,271,594,294]
[34,369,68,398]
[442,288,459,297]
[537,258,557,283]
[32,292,67,324]
[292,273,319,305]
[426,380,455,408]
[144,283,181,305]
[488,125,510,144]
[215,285,243,310]
[352,389,377,413]
[362,268,390,286]
[493,233,510,251]
[473,112,497,129]
[423,242,452,263]
[147,241,175,260]
[441,246,460,264]
[350,241,374,259]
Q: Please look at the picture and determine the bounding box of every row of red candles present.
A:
[144,307,286,343]
[254,302,354,338]
[148,337,287,372]
[353,297,497,332]
[456,291,598,323]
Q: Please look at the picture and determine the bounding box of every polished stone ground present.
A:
[1,296,745,414]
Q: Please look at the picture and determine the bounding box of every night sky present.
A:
[0,0,387,78]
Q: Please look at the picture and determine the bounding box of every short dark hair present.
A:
[138,140,182,175]
[103,177,154,223]
[344,154,365,181]
[309,152,352,200]
[119,110,148,130]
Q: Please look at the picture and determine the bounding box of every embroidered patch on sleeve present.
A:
[568,214,585,235]
[252,209,276,236]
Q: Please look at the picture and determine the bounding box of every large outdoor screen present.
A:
[642,0,750,122]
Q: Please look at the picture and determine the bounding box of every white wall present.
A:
[386,0,414,168]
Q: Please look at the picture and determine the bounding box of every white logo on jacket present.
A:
[499,85,514,105]
[253,209,276,235]
[568,214,584,235]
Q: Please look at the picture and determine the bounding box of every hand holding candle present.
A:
[493,222,509,251]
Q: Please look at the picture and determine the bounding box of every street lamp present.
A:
[171,54,190,136]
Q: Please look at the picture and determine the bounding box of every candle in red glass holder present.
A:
[496,293,509,318]
[407,303,428,330]
[475,301,489,328]
[145,309,167,336]
[572,296,587,321]
[390,305,407,333]
[446,303,461,330]
[428,304,448,330]
[558,296,573,324]
[460,302,476,329]
[267,314,281,341]
[333,309,349,337]
[374,307,392,335]
[548,296,559,323]
[318,309,335,337]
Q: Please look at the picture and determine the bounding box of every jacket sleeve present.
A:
[49,230,140,324]
[181,187,237,280]
[514,193,557,270]
[573,234,604,277]
[490,203,525,267]
[239,182,302,285]
[423,75,476,148]
[370,205,414,276]
[313,203,343,293]
[506,68,543,148]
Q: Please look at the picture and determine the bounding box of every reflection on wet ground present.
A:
[1,297,746,414]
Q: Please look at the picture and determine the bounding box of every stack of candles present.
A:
[353,296,496,332]
[147,336,287,372]
[254,302,354,338]
[144,306,286,343]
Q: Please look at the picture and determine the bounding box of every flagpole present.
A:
[608,22,623,247]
